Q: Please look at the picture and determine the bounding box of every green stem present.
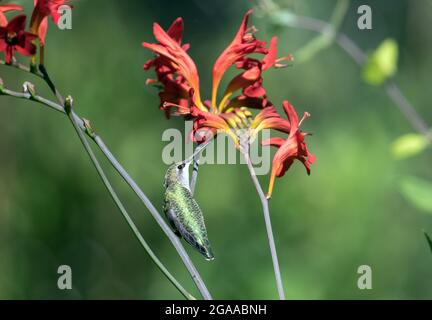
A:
[242,148,286,300]
[0,62,200,299]
[92,134,212,299]
[66,104,195,300]
[295,0,350,63]
[38,64,212,299]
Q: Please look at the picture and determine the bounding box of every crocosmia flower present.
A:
[143,10,315,196]
[143,17,202,117]
[0,4,23,27]
[263,101,316,198]
[143,10,293,145]
[30,0,72,45]
[0,15,37,64]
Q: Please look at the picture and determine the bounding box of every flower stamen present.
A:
[298,112,310,126]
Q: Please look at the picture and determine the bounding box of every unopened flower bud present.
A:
[23,81,36,99]
[64,95,74,114]
[83,118,96,138]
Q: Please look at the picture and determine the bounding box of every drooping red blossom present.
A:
[30,0,72,45]
[143,18,203,117]
[263,101,316,198]
[0,15,37,64]
[0,4,23,27]
[211,9,267,108]
[143,10,293,146]
[217,36,292,112]
[143,18,205,110]
[144,10,315,195]
[250,104,292,138]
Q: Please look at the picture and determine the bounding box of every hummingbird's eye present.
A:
[177,163,185,170]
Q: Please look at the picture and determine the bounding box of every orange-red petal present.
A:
[0,4,23,27]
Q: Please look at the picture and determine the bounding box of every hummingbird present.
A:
[163,142,215,261]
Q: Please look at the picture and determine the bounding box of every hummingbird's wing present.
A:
[165,185,214,260]
[165,186,202,242]
[163,197,182,237]
[164,206,182,237]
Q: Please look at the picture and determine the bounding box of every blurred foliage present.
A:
[391,133,429,159]
[399,176,432,213]
[362,38,399,85]
[1,0,432,299]
[424,231,432,254]
[295,0,350,63]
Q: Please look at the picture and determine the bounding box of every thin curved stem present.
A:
[39,64,212,300]
[1,59,43,77]
[260,1,431,141]
[66,106,195,300]
[295,0,350,63]
[0,85,195,300]
[1,61,212,299]
[1,87,64,113]
[242,149,285,300]
[93,135,212,299]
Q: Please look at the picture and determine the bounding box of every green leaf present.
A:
[391,133,429,159]
[424,231,432,254]
[400,176,432,213]
[268,10,298,27]
[362,39,399,85]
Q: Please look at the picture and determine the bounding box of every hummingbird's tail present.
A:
[198,242,214,261]
[203,246,215,261]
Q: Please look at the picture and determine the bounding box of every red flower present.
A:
[30,0,72,45]
[0,15,37,64]
[263,101,316,198]
[143,18,205,111]
[144,11,315,196]
[0,4,23,27]
[249,103,292,139]
[211,10,267,109]
[143,18,204,117]
[214,32,291,112]
[143,10,292,145]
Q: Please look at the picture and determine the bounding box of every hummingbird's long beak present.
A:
[183,160,191,170]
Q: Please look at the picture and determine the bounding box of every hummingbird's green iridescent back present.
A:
[164,162,214,261]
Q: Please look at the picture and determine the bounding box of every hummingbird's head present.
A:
[164,161,191,188]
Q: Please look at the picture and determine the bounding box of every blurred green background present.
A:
[0,0,431,299]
